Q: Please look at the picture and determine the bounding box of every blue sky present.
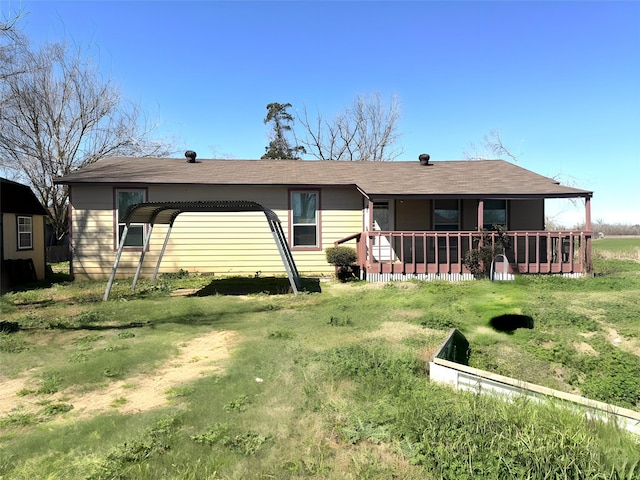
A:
[5,1,640,226]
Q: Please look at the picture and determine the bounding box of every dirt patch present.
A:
[598,323,640,356]
[368,322,445,363]
[392,309,426,320]
[472,325,502,338]
[573,342,598,356]
[568,305,606,321]
[325,282,385,294]
[170,288,201,297]
[579,331,597,338]
[0,330,240,418]
[367,321,441,344]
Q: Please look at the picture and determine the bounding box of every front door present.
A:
[372,201,394,230]
[371,201,395,262]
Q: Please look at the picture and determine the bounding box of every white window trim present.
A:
[115,188,147,249]
[290,190,320,249]
[369,200,395,231]
[17,215,33,250]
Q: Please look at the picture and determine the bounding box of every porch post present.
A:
[584,195,593,274]
[368,200,374,273]
[477,199,484,231]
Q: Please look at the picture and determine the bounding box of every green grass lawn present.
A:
[1,240,639,479]
[593,236,640,262]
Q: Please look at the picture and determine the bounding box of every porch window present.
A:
[434,200,460,263]
[17,216,33,250]
[434,200,460,230]
[483,199,507,230]
[291,190,319,247]
[373,202,391,230]
[115,189,146,248]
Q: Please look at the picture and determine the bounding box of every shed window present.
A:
[291,190,319,247]
[116,189,146,247]
[17,216,33,249]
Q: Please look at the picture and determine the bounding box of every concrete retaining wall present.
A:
[430,328,640,436]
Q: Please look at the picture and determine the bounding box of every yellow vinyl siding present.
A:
[69,185,363,279]
[152,211,284,276]
[2,213,47,280]
[287,188,361,274]
[70,187,119,279]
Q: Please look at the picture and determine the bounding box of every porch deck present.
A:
[335,230,593,280]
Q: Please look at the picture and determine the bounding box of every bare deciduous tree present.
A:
[0,10,28,82]
[298,93,403,161]
[464,129,522,163]
[0,41,173,241]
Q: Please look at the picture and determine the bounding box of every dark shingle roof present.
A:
[1,178,49,215]
[55,158,592,198]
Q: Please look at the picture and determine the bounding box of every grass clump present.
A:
[37,374,62,395]
[92,414,181,479]
[0,331,28,353]
[581,347,640,409]
[41,402,73,416]
[223,394,251,413]
[0,411,39,428]
[191,422,271,455]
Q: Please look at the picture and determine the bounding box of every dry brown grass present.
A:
[0,330,239,419]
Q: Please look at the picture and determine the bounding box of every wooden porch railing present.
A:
[334,230,592,278]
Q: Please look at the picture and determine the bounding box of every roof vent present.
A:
[418,153,431,166]
[185,150,197,163]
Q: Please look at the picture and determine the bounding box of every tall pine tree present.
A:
[261,102,305,160]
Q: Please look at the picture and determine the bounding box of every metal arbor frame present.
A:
[103,201,301,300]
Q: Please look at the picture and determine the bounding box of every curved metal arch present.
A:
[104,201,300,300]
[122,200,283,225]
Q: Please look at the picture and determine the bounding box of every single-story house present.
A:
[1,177,49,291]
[55,154,593,282]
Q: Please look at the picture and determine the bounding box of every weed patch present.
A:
[0,411,39,427]
[581,348,640,409]
[267,329,294,339]
[37,374,62,395]
[165,385,195,399]
[323,341,426,396]
[41,402,73,416]
[191,422,271,455]
[223,394,250,413]
[328,315,353,327]
[0,331,28,353]
[93,414,181,479]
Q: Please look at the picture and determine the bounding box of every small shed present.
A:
[1,178,49,291]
